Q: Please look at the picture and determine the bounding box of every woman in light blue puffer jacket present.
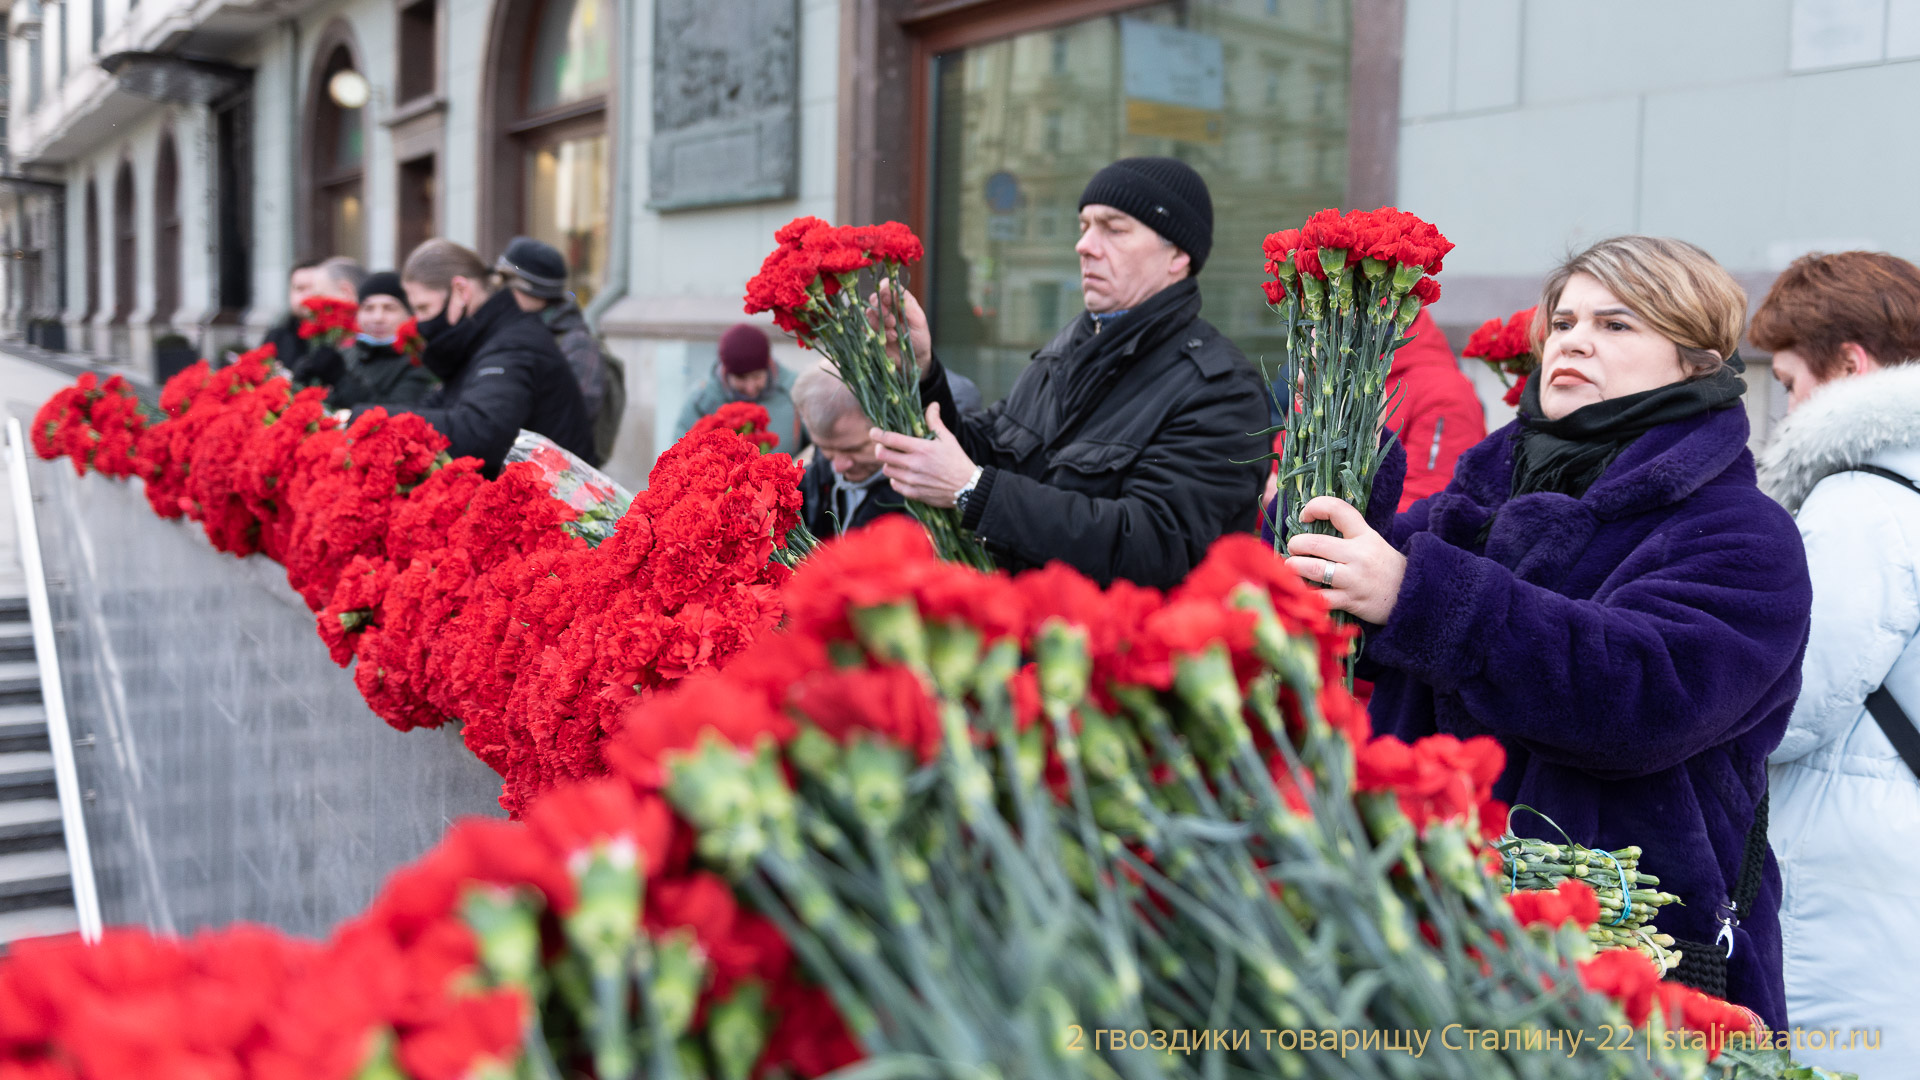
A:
[1754,251,1920,1075]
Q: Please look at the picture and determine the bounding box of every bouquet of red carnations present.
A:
[1464,306,1541,407]
[0,520,1825,1080]
[745,218,992,570]
[689,401,782,453]
[613,519,1781,1078]
[504,430,632,546]
[298,294,360,349]
[1262,208,1452,551]
[395,316,427,366]
[31,354,811,816]
[29,372,153,479]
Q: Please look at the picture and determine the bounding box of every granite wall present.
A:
[27,452,505,939]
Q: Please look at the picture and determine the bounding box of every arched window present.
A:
[112,161,136,323]
[307,36,367,263]
[485,0,612,305]
[153,134,181,323]
[83,181,100,320]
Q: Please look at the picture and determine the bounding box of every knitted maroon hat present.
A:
[719,323,772,375]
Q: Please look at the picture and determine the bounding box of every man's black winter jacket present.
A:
[923,278,1269,588]
[359,288,596,474]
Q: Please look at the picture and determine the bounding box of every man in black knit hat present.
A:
[871,156,1268,588]
[496,236,626,462]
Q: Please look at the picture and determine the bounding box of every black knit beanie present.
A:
[1078,157,1214,272]
[358,271,410,309]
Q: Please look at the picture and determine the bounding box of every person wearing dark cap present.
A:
[322,271,440,411]
[673,322,804,453]
[496,237,627,462]
[868,156,1269,589]
[368,238,595,475]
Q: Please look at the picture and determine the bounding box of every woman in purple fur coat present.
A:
[1283,236,1812,1029]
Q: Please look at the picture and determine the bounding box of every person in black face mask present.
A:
[324,271,439,411]
[360,239,596,474]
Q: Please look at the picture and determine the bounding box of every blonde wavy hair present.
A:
[1531,236,1747,379]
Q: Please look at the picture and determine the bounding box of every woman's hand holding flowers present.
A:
[1284,496,1407,624]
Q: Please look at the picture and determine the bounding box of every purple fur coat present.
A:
[1357,404,1812,1029]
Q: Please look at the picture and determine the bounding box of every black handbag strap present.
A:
[1837,465,1920,781]
[1669,790,1770,998]
[1841,462,1920,496]
[1866,688,1920,781]
[1672,463,1920,996]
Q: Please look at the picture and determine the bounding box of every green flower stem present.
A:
[797,270,993,569]
[737,872,894,1053]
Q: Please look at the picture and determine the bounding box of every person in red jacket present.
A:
[1386,308,1485,510]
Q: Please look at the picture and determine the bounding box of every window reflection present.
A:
[328,190,365,266]
[335,107,364,170]
[528,0,613,112]
[525,134,609,306]
[929,2,1351,405]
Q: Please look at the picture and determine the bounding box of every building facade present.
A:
[2,0,1912,485]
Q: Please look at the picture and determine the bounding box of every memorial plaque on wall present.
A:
[649,0,800,211]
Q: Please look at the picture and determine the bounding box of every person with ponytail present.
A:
[368,239,595,474]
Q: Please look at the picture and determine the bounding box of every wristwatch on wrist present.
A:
[953,466,985,515]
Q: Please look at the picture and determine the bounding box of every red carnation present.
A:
[1579,948,1662,1027]
[1507,879,1602,930]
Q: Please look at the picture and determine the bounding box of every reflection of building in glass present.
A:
[931,1,1350,403]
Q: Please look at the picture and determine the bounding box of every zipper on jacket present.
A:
[1427,417,1446,470]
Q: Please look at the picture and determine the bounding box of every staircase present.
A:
[0,427,83,946]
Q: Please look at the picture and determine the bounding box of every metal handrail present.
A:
[5,417,102,942]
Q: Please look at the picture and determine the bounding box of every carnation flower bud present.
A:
[351,1030,407,1080]
[1421,825,1489,898]
[1013,726,1047,789]
[1377,882,1414,955]
[1034,621,1092,709]
[850,600,929,672]
[645,931,706,1040]
[1076,710,1134,782]
[787,725,843,783]
[971,637,1023,707]
[667,740,770,872]
[1396,293,1423,332]
[924,619,983,698]
[1172,646,1247,743]
[895,850,930,887]
[561,844,642,978]
[460,884,546,990]
[1089,786,1147,837]
[749,744,801,837]
[708,980,772,1080]
[1299,274,1327,320]
[845,736,910,828]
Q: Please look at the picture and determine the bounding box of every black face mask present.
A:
[415,308,453,343]
[416,297,487,379]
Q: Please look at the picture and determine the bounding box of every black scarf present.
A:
[1050,278,1202,443]
[418,289,517,381]
[1509,354,1748,500]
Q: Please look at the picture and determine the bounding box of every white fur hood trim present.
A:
[1759,362,1920,511]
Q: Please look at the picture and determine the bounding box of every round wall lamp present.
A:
[328,69,371,110]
